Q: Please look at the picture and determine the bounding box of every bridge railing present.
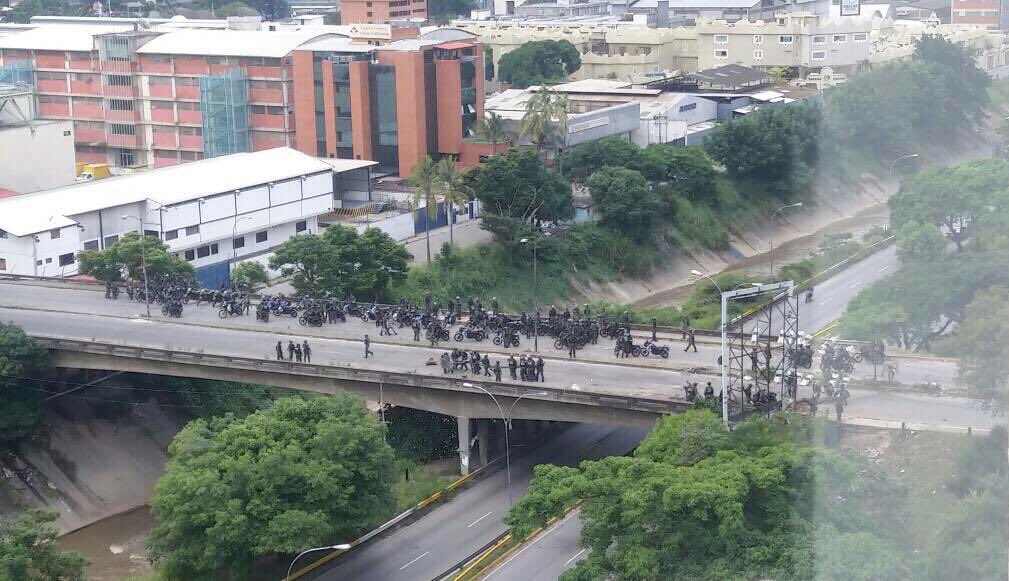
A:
[36,337,689,417]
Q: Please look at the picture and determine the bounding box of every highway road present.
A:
[483,508,586,581]
[307,423,649,581]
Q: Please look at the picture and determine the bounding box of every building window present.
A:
[833,34,847,42]
[45,258,52,264]
[812,50,827,60]
[165,229,179,241]
[255,231,268,243]
[853,33,868,41]
[678,102,697,112]
[0,229,6,239]
[83,240,99,250]
[812,35,826,45]
[779,35,794,45]
[58,253,75,267]
[714,35,729,44]
[118,150,135,167]
[753,35,763,45]
[106,74,131,86]
[104,234,119,246]
[0,258,5,271]
[753,49,764,60]
[233,236,245,249]
[185,225,199,236]
[714,49,728,59]
[210,243,219,255]
[184,249,195,261]
[50,229,60,240]
[295,220,307,232]
[197,245,210,258]
[144,230,159,238]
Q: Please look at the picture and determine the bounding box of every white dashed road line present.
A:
[398,551,430,570]
[467,511,493,528]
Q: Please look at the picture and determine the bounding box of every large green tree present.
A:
[506,411,909,581]
[148,395,397,580]
[0,323,51,450]
[497,40,581,89]
[587,166,661,240]
[464,148,573,246]
[1,509,88,580]
[269,224,410,299]
[77,232,194,283]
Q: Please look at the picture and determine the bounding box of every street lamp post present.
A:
[889,153,918,180]
[769,202,802,279]
[285,543,352,580]
[122,215,150,318]
[690,270,727,428]
[519,236,547,352]
[463,383,547,505]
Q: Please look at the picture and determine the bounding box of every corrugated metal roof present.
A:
[136,29,340,58]
[0,148,342,237]
[0,25,132,51]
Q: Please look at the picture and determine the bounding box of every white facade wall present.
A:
[0,121,76,193]
[0,223,83,276]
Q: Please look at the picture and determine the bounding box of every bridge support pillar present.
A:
[477,419,490,468]
[458,416,472,476]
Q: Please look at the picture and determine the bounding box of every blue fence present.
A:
[413,202,449,235]
[196,261,231,290]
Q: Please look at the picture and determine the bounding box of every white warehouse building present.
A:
[0,147,375,287]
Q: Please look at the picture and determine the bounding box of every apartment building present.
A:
[0,20,490,176]
[951,0,1002,29]
[340,0,428,25]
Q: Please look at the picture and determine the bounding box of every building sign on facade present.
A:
[349,23,393,40]
[840,0,861,16]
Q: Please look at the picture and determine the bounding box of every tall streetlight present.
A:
[888,153,918,179]
[285,543,352,580]
[691,269,727,427]
[519,235,549,352]
[122,215,150,318]
[462,382,547,505]
[769,202,802,279]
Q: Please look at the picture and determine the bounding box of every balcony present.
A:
[250,113,285,129]
[74,127,105,143]
[152,132,177,148]
[70,80,102,95]
[73,103,105,120]
[179,134,203,150]
[250,87,285,104]
[102,84,138,99]
[100,59,133,74]
[106,132,143,148]
[35,53,66,69]
[178,109,202,124]
[37,78,68,93]
[39,102,71,117]
[151,108,175,123]
[149,84,173,99]
[175,85,199,100]
[174,58,209,75]
[247,65,283,79]
[139,57,172,74]
[105,109,141,123]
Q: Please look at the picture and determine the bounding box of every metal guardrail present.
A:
[36,337,689,416]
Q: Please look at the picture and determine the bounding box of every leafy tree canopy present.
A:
[0,323,50,449]
[464,148,573,246]
[497,40,581,89]
[587,166,662,241]
[148,395,397,580]
[268,224,410,298]
[230,261,269,293]
[1,509,88,581]
[77,232,195,283]
[506,411,910,581]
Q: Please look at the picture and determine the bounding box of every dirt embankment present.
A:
[1,397,187,534]
[572,135,995,308]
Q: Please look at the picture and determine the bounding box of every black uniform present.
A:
[508,356,518,380]
[536,357,545,382]
[276,341,284,360]
[303,341,311,363]
[364,335,373,358]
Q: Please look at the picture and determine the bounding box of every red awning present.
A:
[435,41,474,51]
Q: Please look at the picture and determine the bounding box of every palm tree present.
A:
[407,156,441,264]
[478,111,506,146]
[520,88,569,165]
[436,157,472,246]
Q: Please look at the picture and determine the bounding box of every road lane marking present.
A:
[398,551,430,570]
[564,549,587,567]
[467,511,493,528]
[484,510,581,579]
[848,281,862,289]
[818,297,833,306]
[878,265,890,273]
